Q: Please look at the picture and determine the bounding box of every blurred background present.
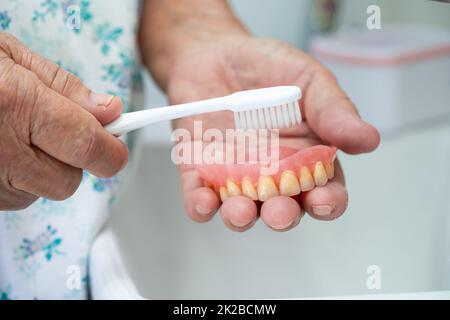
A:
[109,0,450,298]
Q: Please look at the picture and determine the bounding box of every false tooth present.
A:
[314,161,328,186]
[241,177,258,200]
[279,170,301,196]
[299,167,315,191]
[219,186,229,202]
[226,180,242,196]
[257,176,279,201]
[325,162,335,179]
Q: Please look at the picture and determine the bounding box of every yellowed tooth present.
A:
[226,179,242,196]
[257,176,279,201]
[325,162,335,179]
[313,161,328,186]
[299,167,315,191]
[241,177,258,200]
[219,186,229,202]
[279,170,301,196]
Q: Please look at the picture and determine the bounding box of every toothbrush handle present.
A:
[105,96,228,136]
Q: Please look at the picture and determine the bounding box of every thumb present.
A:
[32,57,123,126]
[3,33,122,125]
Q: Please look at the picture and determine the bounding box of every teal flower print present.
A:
[18,259,42,280]
[95,23,124,55]
[16,225,64,262]
[33,0,59,22]
[32,197,75,221]
[2,212,22,230]
[78,0,93,22]
[0,10,11,30]
[102,52,135,89]
[83,171,118,193]
[1,285,13,300]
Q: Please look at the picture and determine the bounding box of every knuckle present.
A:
[0,191,38,211]
[0,31,19,52]
[108,146,128,178]
[75,127,128,177]
[0,63,42,134]
[0,32,33,66]
[0,60,17,101]
[74,125,101,169]
[50,169,82,201]
[9,195,38,211]
[50,65,83,96]
[318,65,337,83]
[27,81,48,132]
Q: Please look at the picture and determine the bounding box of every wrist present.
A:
[140,0,250,90]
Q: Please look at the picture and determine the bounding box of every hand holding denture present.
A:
[169,37,380,232]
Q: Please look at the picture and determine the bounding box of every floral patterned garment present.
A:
[0,0,142,300]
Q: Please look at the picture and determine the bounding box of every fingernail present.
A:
[196,205,212,216]
[230,218,251,228]
[312,205,334,216]
[90,92,114,107]
[272,219,295,230]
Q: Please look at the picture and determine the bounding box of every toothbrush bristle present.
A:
[234,101,301,130]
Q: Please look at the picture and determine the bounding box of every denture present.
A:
[196,145,337,202]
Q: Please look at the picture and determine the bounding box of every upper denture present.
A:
[196,145,337,202]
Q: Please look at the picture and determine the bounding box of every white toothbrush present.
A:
[105,86,302,136]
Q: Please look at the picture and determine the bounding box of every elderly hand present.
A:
[140,0,379,232]
[0,32,128,210]
[167,36,380,232]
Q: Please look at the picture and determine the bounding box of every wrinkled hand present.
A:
[0,32,128,210]
[168,36,380,232]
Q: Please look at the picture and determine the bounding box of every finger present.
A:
[35,61,123,125]
[301,65,380,154]
[31,82,128,178]
[301,161,348,220]
[0,186,38,211]
[2,33,122,125]
[181,170,220,222]
[260,196,303,232]
[220,196,258,232]
[9,146,83,201]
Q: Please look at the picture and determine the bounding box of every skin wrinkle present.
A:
[17,44,33,70]
[2,32,35,70]
[26,146,82,200]
[1,67,33,143]
[26,82,48,144]
[48,65,68,94]
[0,58,15,90]
[5,141,30,191]
[0,32,13,55]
